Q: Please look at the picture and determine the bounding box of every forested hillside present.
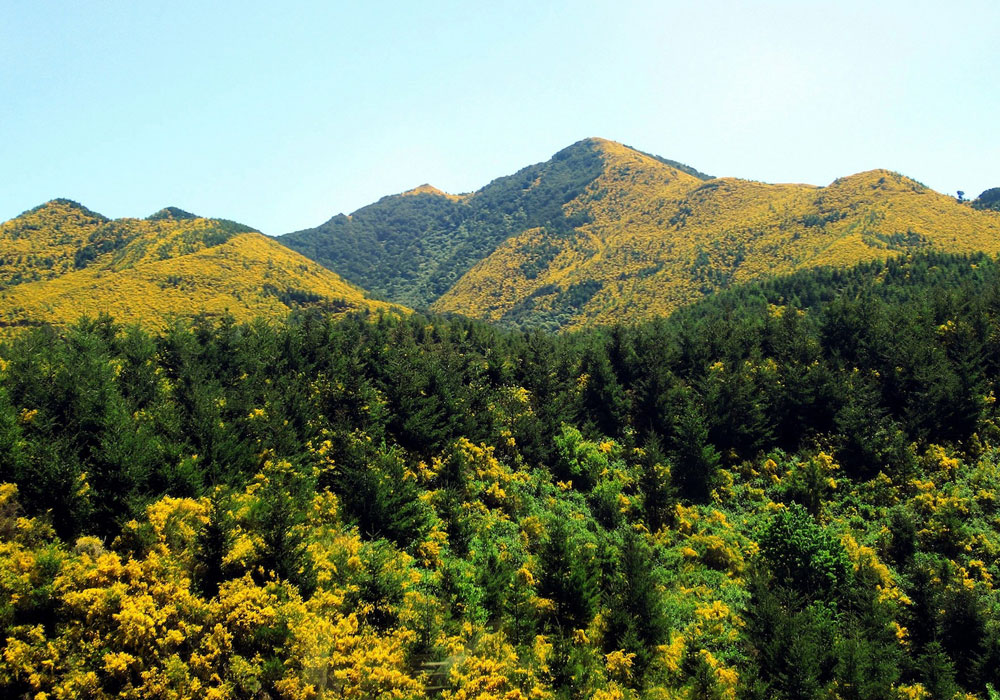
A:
[279,138,1000,330]
[3,252,1000,698]
[973,188,1000,211]
[435,153,1000,330]
[279,139,645,308]
[0,200,398,329]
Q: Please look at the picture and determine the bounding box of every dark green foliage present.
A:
[1,318,163,538]
[746,524,903,699]
[940,584,988,687]
[4,253,1000,534]
[833,373,913,480]
[253,461,317,595]
[194,495,231,598]
[552,425,609,492]
[349,540,410,630]
[917,641,960,700]
[780,454,833,518]
[0,384,27,504]
[147,206,197,221]
[758,504,850,598]
[744,498,914,699]
[742,580,839,700]
[668,389,721,502]
[832,623,901,700]
[328,440,432,549]
[972,187,1000,211]
[602,530,669,674]
[536,516,599,633]
[638,435,674,532]
[886,507,918,567]
[501,280,609,331]
[576,343,629,439]
[260,283,323,307]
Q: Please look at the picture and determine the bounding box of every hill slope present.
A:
[279,138,709,309]
[279,138,1000,330]
[433,140,1000,329]
[0,200,397,329]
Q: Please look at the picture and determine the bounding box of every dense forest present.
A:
[3,251,1000,698]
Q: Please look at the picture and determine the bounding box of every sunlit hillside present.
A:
[0,200,398,329]
[0,199,110,289]
[430,139,1000,329]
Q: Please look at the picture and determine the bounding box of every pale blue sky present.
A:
[2,1,997,234]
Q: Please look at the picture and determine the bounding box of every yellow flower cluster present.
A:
[0,480,424,700]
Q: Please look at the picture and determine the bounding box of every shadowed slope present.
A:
[279,138,631,307]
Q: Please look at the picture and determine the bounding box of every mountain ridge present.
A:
[279,137,707,309]
[7,139,999,332]
[0,199,401,329]
[276,138,1000,330]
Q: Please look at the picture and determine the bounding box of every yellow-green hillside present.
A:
[0,199,110,289]
[0,200,398,329]
[400,183,468,201]
[432,138,1000,329]
[278,138,620,308]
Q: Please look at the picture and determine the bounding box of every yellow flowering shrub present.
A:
[441,630,552,700]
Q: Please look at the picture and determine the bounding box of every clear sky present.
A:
[2,1,997,234]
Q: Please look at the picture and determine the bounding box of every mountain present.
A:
[0,199,397,329]
[279,138,698,308]
[280,138,1000,330]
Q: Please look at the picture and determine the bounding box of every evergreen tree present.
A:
[603,529,669,674]
[536,516,599,634]
[638,433,674,533]
[669,389,721,502]
[194,494,230,598]
[253,460,316,595]
[330,440,431,548]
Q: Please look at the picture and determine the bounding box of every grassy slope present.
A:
[0,200,398,329]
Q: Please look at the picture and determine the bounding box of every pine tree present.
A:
[638,434,674,532]
[669,390,721,502]
[603,529,669,674]
[537,517,599,633]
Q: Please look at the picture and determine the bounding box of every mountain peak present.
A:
[147,206,197,221]
[562,138,713,181]
[553,137,617,160]
[22,198,109,223]
[827,169,929,195]
[579,136,619,150]
[401,184,452,198]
